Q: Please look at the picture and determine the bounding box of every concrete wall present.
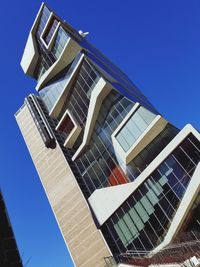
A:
[16,105,111,267]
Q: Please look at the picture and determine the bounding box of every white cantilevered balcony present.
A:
[111,103,168,165]
[20,3,45,76]
[20,3,82,87]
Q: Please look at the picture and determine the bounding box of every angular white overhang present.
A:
[49,54,84,118]
[89,182,137,226]
[20,2,82,87]
[36,37,82,91]
[88,124,200,226]
[20,3,44,76]
[72,78,112,161]
[111,103,168,165]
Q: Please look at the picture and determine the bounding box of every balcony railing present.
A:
[25,95,56,148]
[104,256,117,267]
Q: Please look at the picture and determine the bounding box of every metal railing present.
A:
[25,94,56,148]
[104,256,117,267]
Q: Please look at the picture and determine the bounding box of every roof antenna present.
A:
[78,30,89,37]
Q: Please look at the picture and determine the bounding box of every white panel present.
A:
[20,33,39,75]
[20,3,44,76]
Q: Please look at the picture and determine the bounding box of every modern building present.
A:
[15,3,200,267]
[0,191,23,267]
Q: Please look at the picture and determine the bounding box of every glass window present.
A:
[140,196,154,215]
[118,219,132,244]
[43,18,59,45]
[129,207,144,231]
[115,132,130,152]
[134,202,149,223]
[116,106,156,152]
[37,6,51,36]
[114,224,127,246]
[137,106,156,124]
[123,214,138,237]
[52,26,69,59]
[146,189,159,205]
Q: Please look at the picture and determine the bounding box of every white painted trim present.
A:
[40,12,61,51]
[20,32,39,76]
[88,124,200,226]
[56,109,82,149]
[111,105,167,165]
[72,78,112,161]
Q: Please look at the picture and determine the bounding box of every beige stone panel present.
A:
[82,248,110,267]
[36,158,65,177]
[44,169,74,192]
[77,244,110,267]
[59,206,90,228]
[66,214,93,240]
[63,220,94,243]
[62,216,92,238]
[50,184,82,207]
[69,228,104,251]
[54,186,81,214]
[43,165,75,185]
[77,244,106,264]
[56,193,83,220]
[16,105,111,267]
[61,211,92,239]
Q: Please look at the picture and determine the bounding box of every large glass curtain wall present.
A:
[57,59,100,126]
[39,53,81,112]
[34,6,57,79]
[37,6,51,37]
[74,91,135,194]
[43,18,59,45]
[39,57,99,116]
[34,6,71,80]
[101,134,200,258]
[52,27,70,59]
[73,101,176,196]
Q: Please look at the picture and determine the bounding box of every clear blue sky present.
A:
[0,1,199,266]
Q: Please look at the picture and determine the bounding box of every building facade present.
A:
[0,191,23,267]
[16,3,200,267]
